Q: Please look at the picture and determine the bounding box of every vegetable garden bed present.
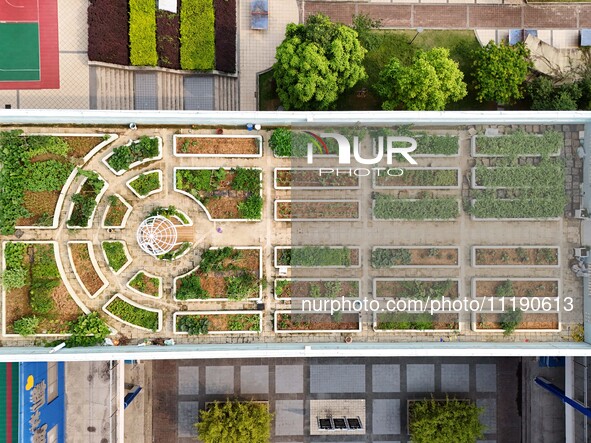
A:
[372,129,459,157]
[127,271,162,298]
[3,242,84,336]
[101,241,132,275]
[471,130,563,157]
[274,168,359,189]
[474,312,559,332]
[103,294,162,332]
[274,246,361,268]
[469,197,564,220]
[471,162,564,189]
[103,136,162,175]
[371,247,459,268]
[373,195,459,220]
[269,127,365,158]
[68,241,109,299]
[67,172,108,229]
[173,134,262,157]
[274,200,360,221]
[472,278,560,298]
[174,247,262,301]
[373,168,459,189]
[174,167,262,220]
[374,312,459,331]
[102,194,133,229]
[274,279,360,300]
[274,312,361,333]
[373,279,459,300]
[174,311,262,334]
[472,246,559,267]
[126,170,162,198]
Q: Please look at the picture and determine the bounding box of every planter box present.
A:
[470,166,563,190]
[469,199,562,221]
[274,278,361,301]
[22,132,118,164]
[173,246,263,302]
[471,133,562,158]
[373,311,460,332]
[67,241,109,299]
[373,167,460,190]
[371,246,460,268]
[101,194,133,229]
[407,399,471,436]
[372,133,460,158]
[273,168,360,190]
[274,200,361,221]
[126,270,163,299]
[274,246,361,268]
[372,198,460,221]
[102,136,163,175]
[173,311,262,334]
[174,167,262,221]
[471,246,560,268]
[126,169,162,199]
[274,311,362,333]
[173,134,262,158]
[66,173,109,229]
[471,278,561,299]
[373,278,460,301]
[472,311,560,333]
[103,293,162,332]
[101,240,132,275]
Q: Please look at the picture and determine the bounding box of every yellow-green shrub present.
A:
[129,0,158,66]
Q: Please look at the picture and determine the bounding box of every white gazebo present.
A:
[136,215,178,257]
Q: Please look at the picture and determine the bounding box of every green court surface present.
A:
[0,23,40,82]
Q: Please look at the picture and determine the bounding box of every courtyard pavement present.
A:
[151,356,522,443]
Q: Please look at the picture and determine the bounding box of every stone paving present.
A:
[152,356,521,442]
[0,123,585,345]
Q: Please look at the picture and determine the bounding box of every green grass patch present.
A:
[129,0,158,66]
[180,0,215,70]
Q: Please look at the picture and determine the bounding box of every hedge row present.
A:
[181,0,215,70]
[87,0,129,65]
[214,0,236,73]
[129,0,158,66]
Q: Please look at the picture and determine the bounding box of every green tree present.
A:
[351,13,382,50]
[409,397,485,443]
[528,76,581,110]
[195,400,273,443]
[472,41,531,104]
[273,14,367,110]
[376,47,467,110]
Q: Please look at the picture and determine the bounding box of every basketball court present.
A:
[0,0,59,89]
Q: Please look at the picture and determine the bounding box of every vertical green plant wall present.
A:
[180,0,215,70]
[129,0,158,66]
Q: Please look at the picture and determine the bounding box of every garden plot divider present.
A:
[372,167,460,190]
[471,246,560,268]
[274,246,362,269]
[273,168,360,190]
[173,311,262,335]
[371,246,460,268]
[274,311,362,334]
[126,270,163,299]
[66,173,109,229]
[274,200,361,222]
[173,134,262,158]
[102,136,163,176]
[273,278,361,301]
[126,169,163,199]
[103,293,163,332]
[101,194,133,229]
[67,241,109,299]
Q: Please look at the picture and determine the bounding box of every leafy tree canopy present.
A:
[376,47,467,110]
[528,76,581,110]
[472,41,531,104]
[273,14,367,110]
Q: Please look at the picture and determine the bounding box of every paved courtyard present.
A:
[152,357,521,442]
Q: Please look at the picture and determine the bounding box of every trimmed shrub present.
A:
[13,316,40,336]
[180,0,215,70]
[214,0,236,73]
[88,0,130,65]
[129,0,158,66]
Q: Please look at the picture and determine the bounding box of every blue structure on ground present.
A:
[535,376,591,418]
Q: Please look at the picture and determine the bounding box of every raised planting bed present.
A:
[374,312,459,331]
[174,134,262,157]
[103,294,162,332]
[67,172,108,229]
[126,170,162,198]
[373,168,460,189]
[472,278,560,298]
[469,195,565,220]
[373,195,459,220]
[88,0,130,65]
[67,241,109,299]
[173,247,262,301]
[274,311,361,333]
[371,247,459,268]
[103,136,162,175]
[274,279,361,300]
[274,168,359,190]
[269,127,367,158]
[472,246,559,267]
[102,194,133,228]
[373,279,459,300]
[156,5,180,69]
[174,311,262,335]
[274,200,360,221]
[274,246,361,268]
[474,312,560,332]
[471,129,563,157]
[174,167,262,220]
[371,129,459,157]
[471,161,564,190]
[2,242,85,336]
[101,241,132,275]
[126,271,162,298]
[214,0,236,73]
